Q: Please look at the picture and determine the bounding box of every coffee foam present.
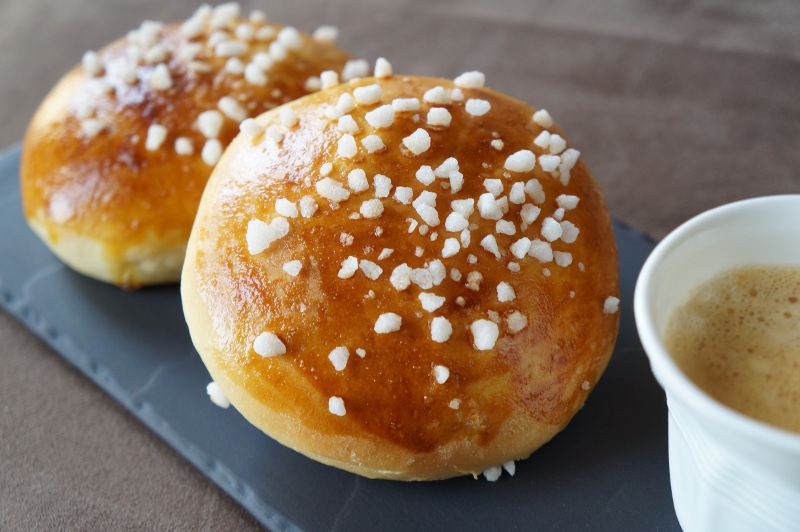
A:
[664,264,800,434]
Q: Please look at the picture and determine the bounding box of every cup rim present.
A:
[634,194,800,451]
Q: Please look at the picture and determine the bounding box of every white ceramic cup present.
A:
[634,195,800,532]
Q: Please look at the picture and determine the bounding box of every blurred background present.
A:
[1,0,798,529]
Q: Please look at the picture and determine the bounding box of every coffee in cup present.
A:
[634,195,800,532]
[663,264,800,434]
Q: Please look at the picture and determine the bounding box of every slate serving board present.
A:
[0,145,678,531]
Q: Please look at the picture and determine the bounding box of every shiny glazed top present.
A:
[21,6,351,268]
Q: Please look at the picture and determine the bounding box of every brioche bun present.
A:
[182,71,620,480]
[21,4,352,287]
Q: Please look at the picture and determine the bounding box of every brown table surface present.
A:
[2,0,799,529]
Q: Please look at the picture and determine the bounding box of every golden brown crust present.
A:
[20,10,351,288]
[182,74,620,480]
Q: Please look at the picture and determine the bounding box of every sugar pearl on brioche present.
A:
[182,63,620,480]
[21,2,355,288]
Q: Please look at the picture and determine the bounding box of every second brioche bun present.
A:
[21,4,353,288]
[182,70,620,480]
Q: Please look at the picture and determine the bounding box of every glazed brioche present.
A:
[182,68,620,480]
[21,3,354,287]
